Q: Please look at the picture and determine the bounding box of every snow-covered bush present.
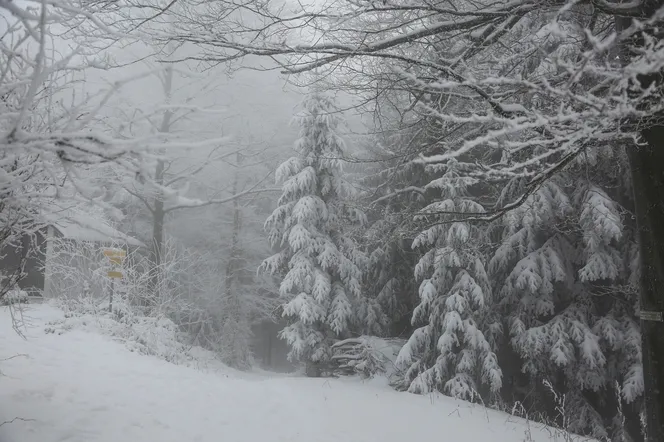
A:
[44,232,265,370]
[331,336,405,379]
[46,295,241,375]
[0,289,28,306]
[44,236,217,362]
[49,296,194,364]
[46,235,204,315]
[45,236,126,302]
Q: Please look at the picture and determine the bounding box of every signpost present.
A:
[103,248,126,312]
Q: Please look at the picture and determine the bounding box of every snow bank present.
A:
[0,304,592,442]
[44,298,234,374]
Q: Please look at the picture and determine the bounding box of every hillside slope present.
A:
[0,304,584,442]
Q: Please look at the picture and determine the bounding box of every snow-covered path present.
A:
[1,305,572,442]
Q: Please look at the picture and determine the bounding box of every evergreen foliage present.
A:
[261,90,367,364]
[394,160,502,399]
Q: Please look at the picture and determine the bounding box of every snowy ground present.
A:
[0,304,586,442]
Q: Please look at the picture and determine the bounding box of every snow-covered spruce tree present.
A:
[361,217,416,337]
[261,90,365,372]
[394,159,502,400]
[489,145,642,441]
[354,137,425,338]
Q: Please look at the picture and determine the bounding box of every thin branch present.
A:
[0,417,35,427]
[164,186,281,213]
[124,185,156,214]
[0,353,29,362]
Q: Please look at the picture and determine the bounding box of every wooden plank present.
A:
[641,310,663,322]
[107,271,123,279]
[103,249,126,258]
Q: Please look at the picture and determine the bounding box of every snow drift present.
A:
[0,304,590,442]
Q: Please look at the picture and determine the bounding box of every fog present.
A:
[1,1,647,440]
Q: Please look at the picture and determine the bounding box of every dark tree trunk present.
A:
[266,330,273,368]
[615,3,664,439]
[627,127,664,442]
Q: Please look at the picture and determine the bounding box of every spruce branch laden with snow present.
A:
[260,90,368,368]
[488,147,642,439]
[394,160,502,400]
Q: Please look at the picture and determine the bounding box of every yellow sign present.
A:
[103,249,126,258]
[103,248,126,266]
[107,270,123,279]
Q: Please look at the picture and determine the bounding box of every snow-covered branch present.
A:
[164,185,281,212]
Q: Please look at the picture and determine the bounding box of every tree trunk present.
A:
[150,157,165,303]
[627,127,664,442]
[266,329,273,369]
[615,4,664,438]
[149,66,174,305]
[223,157,241,298]
[221,154,249,368]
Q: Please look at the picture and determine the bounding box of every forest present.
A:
[1,0,663,441]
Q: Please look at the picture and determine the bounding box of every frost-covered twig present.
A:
[0,417,36,427]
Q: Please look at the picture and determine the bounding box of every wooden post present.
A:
[103,248,125,314]
[109,278,114,313]
[266,329,273,369]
